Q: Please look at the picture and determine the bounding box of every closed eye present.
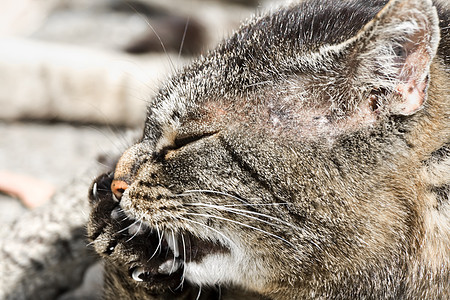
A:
[155,131,218,161]
[174,131,217,149]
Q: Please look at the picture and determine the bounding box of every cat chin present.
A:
[184,250,269,292]
[108,185,270,292]
[119,207,268,292]
[184,253,238,285]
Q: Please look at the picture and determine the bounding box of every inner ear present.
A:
[395,75,429,115]
[344,0,440,116]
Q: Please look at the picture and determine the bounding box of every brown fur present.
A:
[88,0,449,299]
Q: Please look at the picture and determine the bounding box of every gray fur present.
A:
[88,0,449,299]
[0,173,98,300]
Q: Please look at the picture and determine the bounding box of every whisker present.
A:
[185,212,297,250]
[177,190,291,212]
[149,224,164,260]
[196,285,202,300]
[181,233,187,288]
[86,240,99,247]
[125,218,143,242]
[86,236,113,247]
[178,189,250,205]
[178,16,190,60]
[82,124,129,155]
[117,219,140,234]
[185,203,284,229]
[120,213,131,222]
[164,229,170,258]
[223,203,290,207]
[185,202,299,230]
[175,233,187,290]
[170,229,177,274]
[123,1,176,73]
[177,216,236,249]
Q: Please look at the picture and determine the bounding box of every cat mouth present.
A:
[89,172,229,289]
[124,230,184,286]
[122,220,229,286]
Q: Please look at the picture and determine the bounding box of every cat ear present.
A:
[340,0,440,116]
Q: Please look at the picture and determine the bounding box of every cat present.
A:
[87,0,449,299]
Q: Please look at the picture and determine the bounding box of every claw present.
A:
[131,267,145,282]
[92,182,98,200]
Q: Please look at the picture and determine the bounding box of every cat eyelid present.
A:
[173,131,218,149]
[154,131,219,162]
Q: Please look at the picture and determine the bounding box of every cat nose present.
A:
[111,179,129,202]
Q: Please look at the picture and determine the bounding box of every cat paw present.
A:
[87,172,187,296]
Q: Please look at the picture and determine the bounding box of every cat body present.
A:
[88,0,449,299]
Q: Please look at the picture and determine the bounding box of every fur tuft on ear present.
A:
[342,0,441,116]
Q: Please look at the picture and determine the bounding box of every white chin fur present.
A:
[184,251,267,291]
[185,253,238,286]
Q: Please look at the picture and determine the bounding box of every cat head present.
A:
[89,0,448,298]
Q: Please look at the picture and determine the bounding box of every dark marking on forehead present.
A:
[220,0,387,56]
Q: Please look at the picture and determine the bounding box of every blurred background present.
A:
[0,0,273,298]
[0,0,266,218]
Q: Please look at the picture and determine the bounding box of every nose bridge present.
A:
[114,144,147,182]
[114,145,139,183]
[111,143,149,200]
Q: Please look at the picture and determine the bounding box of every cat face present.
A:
[88,0,448,298]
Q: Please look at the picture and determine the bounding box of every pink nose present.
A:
[111,180,129,201]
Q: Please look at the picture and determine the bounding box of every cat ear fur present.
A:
[339,0,440,116]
